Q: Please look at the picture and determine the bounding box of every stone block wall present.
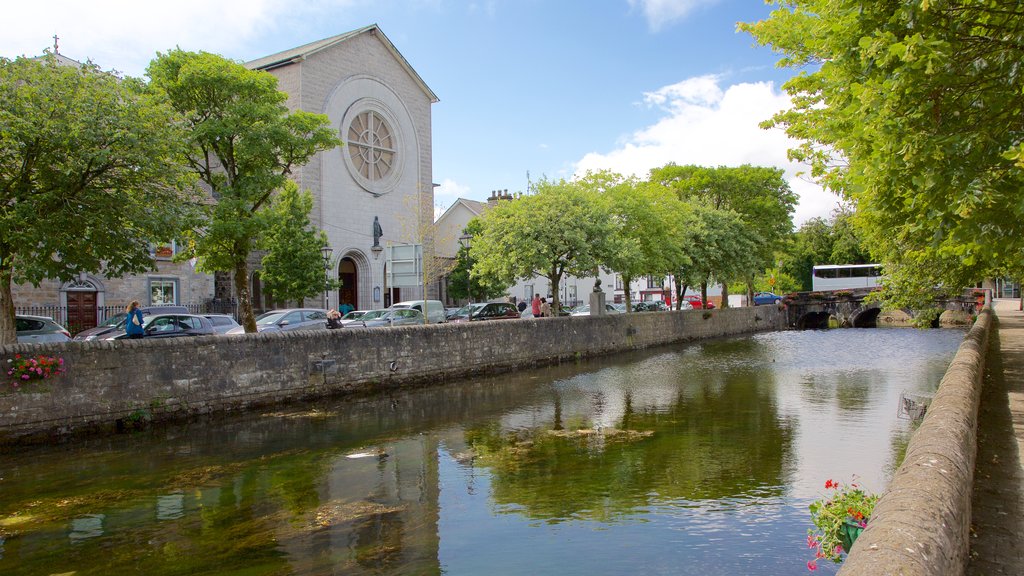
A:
[839,308,991,576]
[0,306,785,443]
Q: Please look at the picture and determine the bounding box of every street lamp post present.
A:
[320,245,333,310]
[459,233,473,304]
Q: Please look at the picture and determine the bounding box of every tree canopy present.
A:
[0,55,200,344]
[259,181,334,306]
[148,49,341,331]
[471,176,620,314]
[741,1,1024,307]
[597,172,696,312]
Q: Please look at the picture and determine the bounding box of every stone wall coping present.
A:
[839,308,991,575]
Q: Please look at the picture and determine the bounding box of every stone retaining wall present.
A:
[0,306,785,444]
[839,308,992,576]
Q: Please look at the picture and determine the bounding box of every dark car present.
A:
[74,305,190,341]
[446,303,486,323]
[682,294,715,309]
[225,308,329,335]
[100,313,215,340]
[16,315,72,344]
[752,291,783,306]
[450,302,520,323]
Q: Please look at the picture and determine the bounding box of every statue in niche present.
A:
[372,216,383,248]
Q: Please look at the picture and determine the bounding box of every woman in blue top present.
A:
[125,300,145,339]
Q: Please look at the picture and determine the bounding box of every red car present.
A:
[682,294,715,309]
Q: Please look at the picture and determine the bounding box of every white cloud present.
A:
[574,76,840,226]
[0,0,362,77]
[628,0,719,31]
[435,178,470,199]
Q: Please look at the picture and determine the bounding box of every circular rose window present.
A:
[345,108,400,194]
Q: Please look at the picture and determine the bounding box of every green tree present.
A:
[650,164,796,306]
[741,1,1024,309]
[675,205,762,308]
[782,204,871,291]
[448,219,510,303]
[0,55,199,344]
[471,177,619,315]
[597,173,695,313]
[259,181,335,306]
[148,50,341,332]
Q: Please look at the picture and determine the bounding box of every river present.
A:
[0,327,965,575]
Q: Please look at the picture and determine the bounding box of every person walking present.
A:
[540,297,551,318]
[531,294,541,318]
[125,300,145,339]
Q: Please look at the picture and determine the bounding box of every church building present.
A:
[11,25,437,330]
[247,24,439,311]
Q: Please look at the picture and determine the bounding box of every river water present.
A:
[0,328,965,575]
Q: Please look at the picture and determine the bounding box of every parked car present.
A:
[225,308,329,335]
[101,313,215,340]
[360,308,425,327]
[345,309,387,327]
[339,310,370,326]
[682,294,715,309]
[447,303,486,323]
[74,305,190,341]
[16,315,72,344]
[753,291,783,306]
[203,314,241,334]
[570,304,624,316]
[449,302,520,323]
[389,300,447,324]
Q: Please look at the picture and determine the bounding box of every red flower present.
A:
[825,479,835,489]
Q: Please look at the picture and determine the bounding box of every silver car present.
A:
[360,308,425,327]
[203,314,241,335]
[225,308,329,335]
[16,315,72,344]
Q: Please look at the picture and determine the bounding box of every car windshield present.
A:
[452,303,485,318]
[255,312,287,325]
[101,312,127,327]
[361,310,387,320]
[341,311,365,320]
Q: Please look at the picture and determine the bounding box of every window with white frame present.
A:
[150,278,178,305]
[615,275,623,290]
[524,285,534,301]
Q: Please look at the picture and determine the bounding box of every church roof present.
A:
[246,24,438,103]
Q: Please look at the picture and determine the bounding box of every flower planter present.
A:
[838,518,866,552]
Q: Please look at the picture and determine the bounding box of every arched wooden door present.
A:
[339,257,357,310]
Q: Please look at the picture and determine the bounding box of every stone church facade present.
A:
[247,24,439,312]
[11,25,437,331]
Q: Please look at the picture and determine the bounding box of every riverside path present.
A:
[968,298,1024,575]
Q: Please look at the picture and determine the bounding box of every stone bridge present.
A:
[784,288,979,329]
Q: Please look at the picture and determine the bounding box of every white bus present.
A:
[811,264,883,292]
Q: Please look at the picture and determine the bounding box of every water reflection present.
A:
[0,328,964,575]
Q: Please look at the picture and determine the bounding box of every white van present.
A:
[390,300,448,324]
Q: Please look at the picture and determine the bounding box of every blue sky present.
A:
[1,0,840,225]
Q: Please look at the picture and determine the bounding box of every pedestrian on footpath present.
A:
[540,297,551,318]
[532,294,541,318]
[125,300,145,339]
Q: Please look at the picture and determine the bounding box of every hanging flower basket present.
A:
[838,517,866,552]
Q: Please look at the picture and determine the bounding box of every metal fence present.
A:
[15,300,240,335]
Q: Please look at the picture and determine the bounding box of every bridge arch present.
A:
[797,311,831,330]
[850,307,881,328]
